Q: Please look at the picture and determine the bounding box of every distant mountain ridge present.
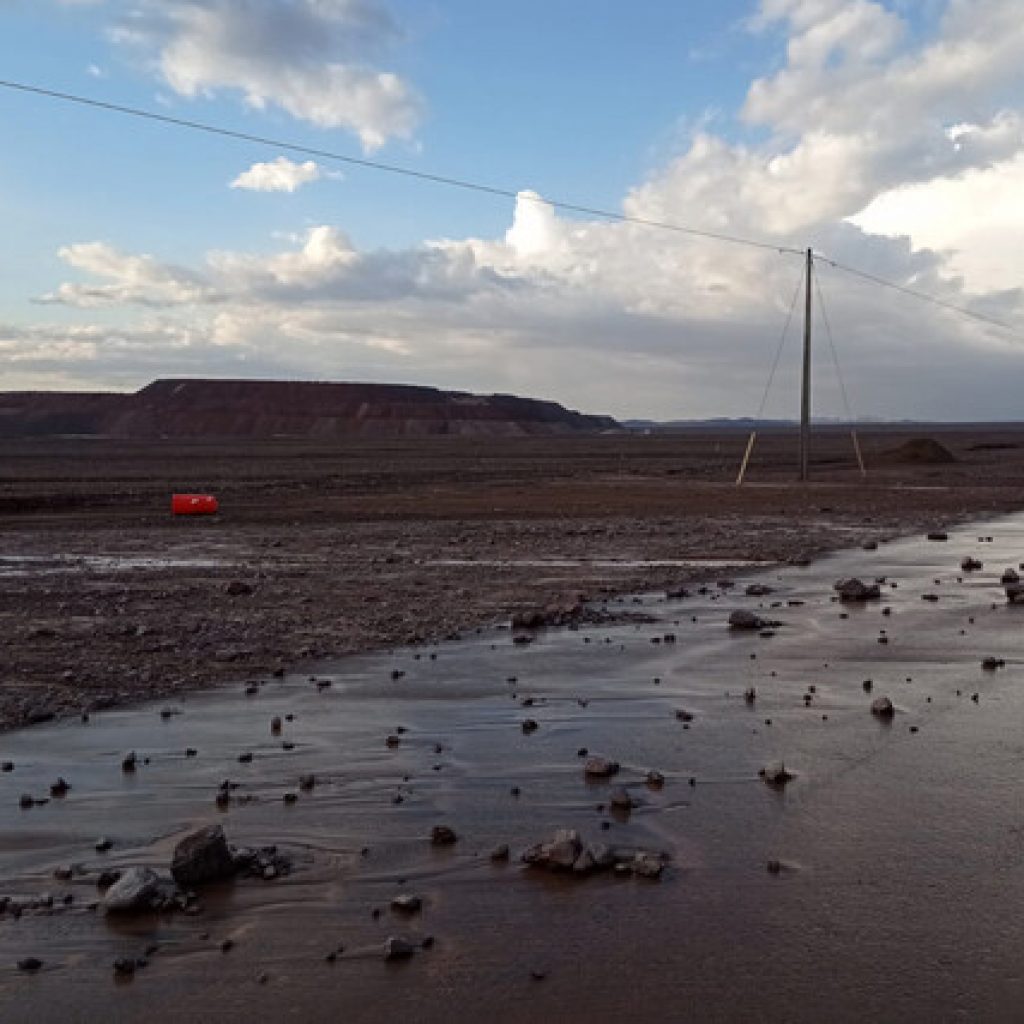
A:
[0,379,619,439]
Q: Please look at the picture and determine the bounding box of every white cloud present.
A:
[9,0,1024,420]
[230,156,323,193]
[111,0,420,151]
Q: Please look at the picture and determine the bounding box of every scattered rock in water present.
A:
[744,686,756,705]
[490,844,511,862]
[298,774,316,791]
[430,825,458,846]
[171,825,236,887]
[759,762,795,787]
[609,787,635,811]
[728,609,778,630]
[121,751,137,773]
[1005,582,1024,605]
[384,936,417,961]
[961,557,983,572]
[871,696,895,719]
[834,578,881,602]
[17,957,43,973]
[674,709,694,723]
[745,584,774,597]
[862,540,878,551]
[113,957,137,977]
[982,656,1006,671]
[645,770,665,789]
[101,867,160,914]
[1002,568,1020,585]
[225,580,254,597]
[583,756,620,779]
[927,531,948,542]
[95,837,113,853]
[522,828,667,879]
[19,793,34,809]
[270,717,282,735]
[521,719,539,735]
[391,894,422,914]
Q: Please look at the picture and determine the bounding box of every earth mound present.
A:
[882,437,956,464]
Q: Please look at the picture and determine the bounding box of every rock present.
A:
[270,717,282,735]
[1002,569,1020,585]
[729,609,766,630]
[927,531,948,542]
[391,894,422,913]
[583,756,620,778]
[490,844,510,862]
[521,718,539,734]
[834,578,881,602]
[430,825,458,846]
[17,957,43,972]
[744,686,756,705]
[745,584,774,597]
[645,770,665,788]
[631,853,664,879]
[674,709,694,722]
[225,580,254,597]
[871,696,895,718]
[759,762,795,787]
[101,867,160,914]
[170,825,236,887]
[121,751,137,773]
[19,793,34,809]
[49,777,70,798]
[981,656,1005,671]
[1006,582,1024,605]
[609,787,634,811]
[547,829,583,869]
[113,957,136,977]
[961,557,983,572]
[384,937,416,961]
[95,837,113,853]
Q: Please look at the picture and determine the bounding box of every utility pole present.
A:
[798,247,813,482]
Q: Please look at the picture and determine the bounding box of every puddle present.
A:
[427,557,773,569]
[2,517,1024,1021]
[0,554,229,577]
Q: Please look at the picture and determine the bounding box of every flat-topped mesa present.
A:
[0,378,619,439]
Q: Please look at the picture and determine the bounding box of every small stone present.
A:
[121,751,137,773]
[101,867,159,914]
[298,774,316,791]
[391,894,422,913]
[583,757,620,778]
[95,837,113,853]
[17,958,43,973]
[430,825,458,846]
[870,696,895,719]
[759,762,794,787]
[645,770,665,788]
[113,957,136,977]
[490,844,510,862]
[521,719,539,734]
[383,937,416,961]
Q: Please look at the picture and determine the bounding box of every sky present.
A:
[1,0,1023,421]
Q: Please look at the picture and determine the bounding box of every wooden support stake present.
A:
[736,430,758,486]
[850,429,866,478]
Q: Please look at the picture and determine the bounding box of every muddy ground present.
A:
[2,426,1023,730]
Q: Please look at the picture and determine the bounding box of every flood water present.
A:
[3,516,1024,1022]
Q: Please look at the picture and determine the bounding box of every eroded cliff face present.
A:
[0,379,618,439]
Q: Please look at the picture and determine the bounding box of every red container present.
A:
[171,493,219,516]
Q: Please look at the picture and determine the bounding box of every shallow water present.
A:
[2,516,1024,1022]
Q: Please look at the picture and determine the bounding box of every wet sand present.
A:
[4,514,1024,1022]
[5,429,1024,729]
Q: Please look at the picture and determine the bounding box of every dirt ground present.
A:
[2,426,1023,730]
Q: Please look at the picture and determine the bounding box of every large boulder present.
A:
[101,867,160,914]
[170,825,237,887]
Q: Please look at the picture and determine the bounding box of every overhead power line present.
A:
[1,78,1021,341]
[819,256,1020,336]
[0,78,801,257]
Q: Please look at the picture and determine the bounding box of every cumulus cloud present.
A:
[230,156,323,193]
[111,0,420,150]
[9,0,1024,419]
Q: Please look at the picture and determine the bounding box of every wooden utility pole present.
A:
[798,247,813,481]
